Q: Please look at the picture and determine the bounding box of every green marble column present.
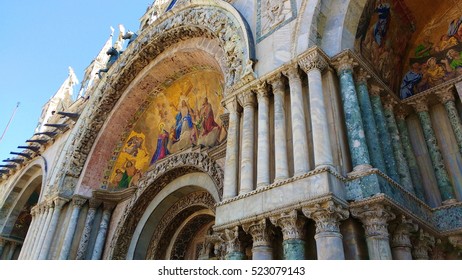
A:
[333,55,371,171]
[396,113,426,201]
[369,86,400,182]
[283,239,305,260]
[438,89,462,154]
[270,210,306,260]
[383,102,415,194]
[355,70,387,173]
[413,101,455,203]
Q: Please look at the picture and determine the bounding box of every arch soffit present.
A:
[55,0,254,196]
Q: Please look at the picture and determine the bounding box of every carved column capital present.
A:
[72,196,88,209]
[299,51,328,73]
[267,73,285,94]
[412,230,435,260]
[431,239,446,260]
[221,226,243,254]
[332,53,358,73]
[350,203,396,238]
[382,96,399,111]
[302,201,349,234]
[270,210,306,240]
[436,86,455,104]
[53,197,69,209]
[395,107,410,121]
[102,201,117,212]
[389,216,417,248]
[369,84,383,97]
[89,198,102,209]
[242,219,272,247]
[238,90,256,108]
[254,82,269,102]
[448,234,462,250]
[224,97,240,113]
[410,99,429,113]
[282,65,301,82]
[355,68,371,85]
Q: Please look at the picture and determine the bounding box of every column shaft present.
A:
[239,92,256,194]
[223,226,245,260]
[369,92,400,181]
[76,201,100,260]
[270,210,306,260]
[383,104,414,193]
[270,76,289,181]
[243,219,273,260]
[444,100,462,153]
[223,100,240,199]
[18,208,37,259]
[32,204,54,259]
[24,207,44,259]
[59,197,86,259]
[39,197,68,259]
[6,242,17,260]
[256,88,270,187]
[91,205,114,260]
[284,67,310,175]
[0,239,5,259]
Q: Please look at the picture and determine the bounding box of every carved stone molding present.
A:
[412,229,435,260]
[332,53,358,73]
[242,219,272,247]
[302,201,349,234]
[389,215,417,248]
[269,210,306,240]
[299,51,328,73]
[350,203,396,238]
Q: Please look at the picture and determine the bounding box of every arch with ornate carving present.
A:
[51,0,255,198]
[106,152,223,259]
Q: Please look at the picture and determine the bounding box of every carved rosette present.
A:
[332,54,358,74]
[412,230,435,260]
[269,210,306,240]
[243,219,272,247]
[238,90,256,108]
[389,216,417,249]
[221,226,244,254]
[350,204,396,238]
[299,51,328,74]
[302,201,349,235]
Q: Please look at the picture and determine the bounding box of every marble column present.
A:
[437,87,462,154]
[354,69,387,173]
[18,206,38,259]
[396,110,426,201]
[390,216,417,260]
[38,197,69,259]
[412,230,435,260]
[412,100,456,203]
[383,100,415,193]
[238,91,256,194]
[76,199,102,260]
[351,203,395,260]
[255,83,271,188]
[283,66,310,175]
[0,238,5,259]
[32,201,54,259]
[369,85,400,182]
[222,226,245,260]
[299,51,334,168]
[332,55,371,172]
[270,210,306,260]
[59,196,87,260]
[303,201,349,260]
[223,98,240,199]
[91,202,115,260]
[268,74,289,181]
[243,219,273,260]
[23,205,43,259]
[6,241,17,260]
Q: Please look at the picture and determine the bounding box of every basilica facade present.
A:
[1,0,462,260]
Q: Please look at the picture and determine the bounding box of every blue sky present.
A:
[0,1,150,163]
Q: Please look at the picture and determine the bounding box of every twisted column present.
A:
[369,85,400,182]
[332,55,371,172]
[412,99,456,204]
[268,74,289,181]
[221,226,245,260]
[238,91,256,194]
[76,199,102,260]
[243,219,273,260]
[389,216,417,260]
[255,83,271,188]
[437,87,462,154]
[354,69,387,173]
[270,210,306,260]
[303,201,349,260]
[283,65,310,175]
[223,98,240,199]
[59,196,87,259]
[351,203,395,260]
[91,202,116,260]
[383,99,414,193]
[38,197,69,259]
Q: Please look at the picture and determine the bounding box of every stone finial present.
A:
[412,229,435,260]
[302,200,349,234]
[389,215,417,248]
[238,90,256,108]
[355,68,371,85]
[299,50,328,73]
[269,210,306,240]
[282,65,301,82]
[332,53,358,73]
[350,203,396,238]
[369,84,383,97]
[436,86,455,104]
[242,219,273,247]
